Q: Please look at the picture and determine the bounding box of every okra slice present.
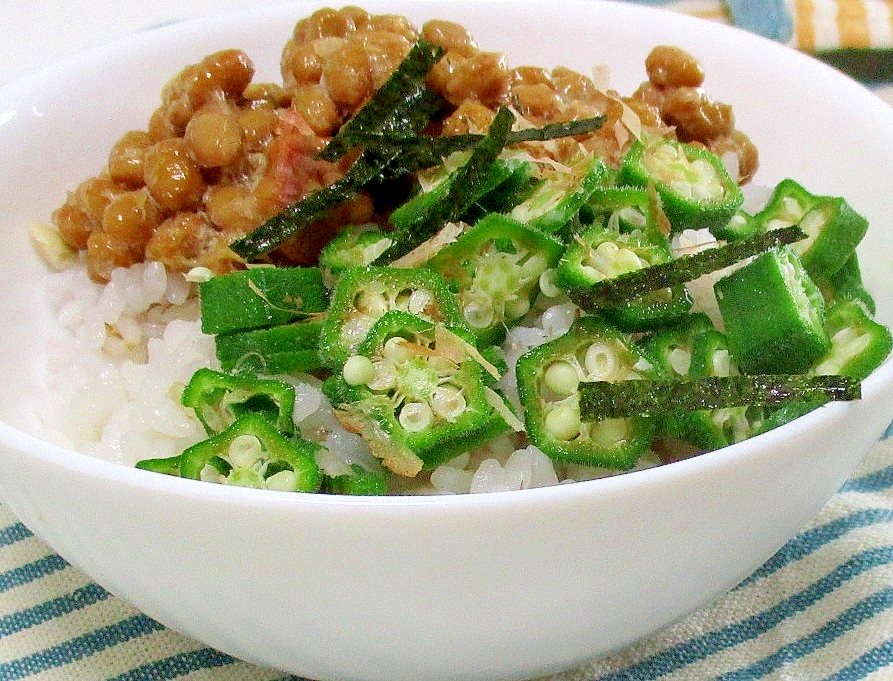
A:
[179,412,322,492]
[578,374,859,419]
[753,178,869,279]
[812,299,892,380]
[424,213,565,345]
[318,226,393,284]
[556,222,691,330]
[515,316,656,469]
[566,225,805,310]
[714,246,830,375]
[323,463,388,496]
[215,319,325,376]
[637,315,753,450]
[318,266,468,368]
[815,253,875,315]
[324,311,515,476]
[199,266,327,335]
[181,367,296,436]
[619,137,743,233]
[507,154,608,234]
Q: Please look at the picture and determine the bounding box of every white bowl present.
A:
[1,2,892,680]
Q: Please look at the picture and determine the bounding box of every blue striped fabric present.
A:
[3,432,893,680]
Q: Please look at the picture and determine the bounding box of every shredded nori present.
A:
[578,374,861,420]
[568,225,807,311]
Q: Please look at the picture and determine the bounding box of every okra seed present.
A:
[383,337,413,364]
[407,289,433,315]
[543,361,579,396]
[343,355,375,386]
[399,401,433,432]
[544,405,580,440]
[431,385,467,421]
[521,252,548,278]
[539,269,561,298]
[711,349,731,377]
[667,347,691,376]
[265,469,298,492]
[584,342,619,380]
[504,295,530,320]
[227,434,263,468]
[355,289,390,316]
[463,295,495,329]
[368,360,397,391]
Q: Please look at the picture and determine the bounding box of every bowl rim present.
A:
[2,0,892,511]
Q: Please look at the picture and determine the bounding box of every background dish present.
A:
[0,2,892,680]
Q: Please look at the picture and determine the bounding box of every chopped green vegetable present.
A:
[179,412,322,492]
[199,266,327,335]
[323,463,389,496]
[318,265,468,368]
[619,137,743,233]
[752,178,869,279]
[515,316,656,469]
[324,310,515,475]
[181,368,296,436]
[424,213,565,344]
[214,319,325,376]
[813,299,892,380]
[714,245,830,374]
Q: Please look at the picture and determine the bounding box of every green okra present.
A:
[714,246,830,375]
[812,299,892,380]
[181,367,296,436]
[507,154,608,234]
[424,213,565,345]
[753,178,869,279]
[323,463,388,496]
[815,253,875,314]
[323,310,515,474]
[199,266,327,335]
[515,316,656,470]
[214,319,325,376]
[179,412,322,492]
[619,137,743,233]
[318,226,393,283]
[318,265,469,368]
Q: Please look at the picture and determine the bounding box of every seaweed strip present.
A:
[578,374,860,419]
[568,225,807,310]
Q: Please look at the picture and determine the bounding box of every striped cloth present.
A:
[641,0,893,51]
[4,432,893,680]
[4,2,893,680]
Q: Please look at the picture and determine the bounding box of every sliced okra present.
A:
[318,265,469,369]
[424,213,565,344]
[323,463,388,496]
[199,266,328,335]
[214,319,325,376]
[179,412,322,492]
[515,316,656,469]
[324,311,515,476]
[318,226,393,284]
[812,299,892,380]
[815,253,875,314]
[714,246,830,375]
[753,178,868,279]
[619,137,743,233]
[181,367,296,436]
[507,154,608,234]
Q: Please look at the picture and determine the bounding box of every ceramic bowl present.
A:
[1,2,892,680]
